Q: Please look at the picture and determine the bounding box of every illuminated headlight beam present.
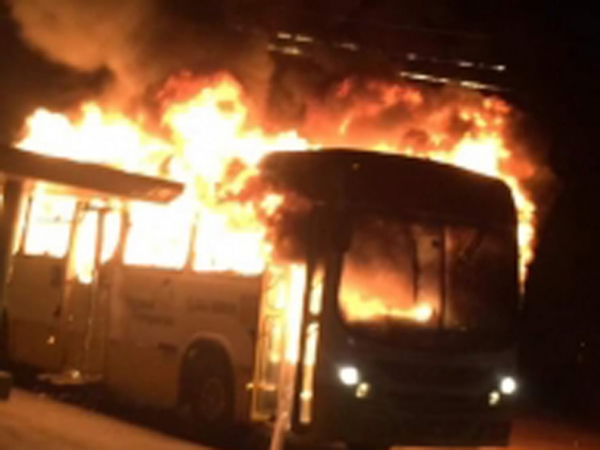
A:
[338,366,360,386]
[499,376,518,395]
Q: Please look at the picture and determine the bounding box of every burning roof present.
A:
[260,149,516,226]
[10,72,540,280]
[0,145,183,202]
[3,1,553,282]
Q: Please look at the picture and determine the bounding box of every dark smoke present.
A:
[8,0,274,104]
[7,0,556,235]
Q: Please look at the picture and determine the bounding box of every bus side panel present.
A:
[7,255,66,371]
[103,267,261,415]
[104,266,181,407]
[177,273,261,421]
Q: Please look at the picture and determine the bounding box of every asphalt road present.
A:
[1,389,599,450]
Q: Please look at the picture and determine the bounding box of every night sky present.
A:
[2,0,600,417]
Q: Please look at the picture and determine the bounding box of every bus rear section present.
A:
[4,185,264,426]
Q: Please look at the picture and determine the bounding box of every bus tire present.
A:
[0,311,10,370]
[346,443,389,450]
[185,346,234,442]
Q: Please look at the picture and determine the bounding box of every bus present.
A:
[1,148,519,449]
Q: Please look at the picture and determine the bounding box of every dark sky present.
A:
[0,1,107,140]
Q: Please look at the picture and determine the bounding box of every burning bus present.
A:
[1,145,518,448]
[0,0,553,444]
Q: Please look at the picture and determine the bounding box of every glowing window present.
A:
[23,195,76,258]
[124,200,192,270]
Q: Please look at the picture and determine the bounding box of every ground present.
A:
[1,388,600,450]
[0,390,203,450]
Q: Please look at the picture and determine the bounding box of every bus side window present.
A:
[123,201,192,270]
[22,194,76,258]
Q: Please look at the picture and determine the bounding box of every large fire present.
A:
[15,72,535,300]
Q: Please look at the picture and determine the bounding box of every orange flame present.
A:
[16,72,536,293]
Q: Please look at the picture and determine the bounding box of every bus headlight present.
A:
[488,390,501,406]
[499,376,518,395]
[338,366,360,386]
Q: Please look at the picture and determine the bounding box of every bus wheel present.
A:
[187,351,234,442]
[346,444,388,450]
[0,311,10,370]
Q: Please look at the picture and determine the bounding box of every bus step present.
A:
[38,370,102,386]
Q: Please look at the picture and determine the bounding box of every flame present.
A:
[341,290,436,324]
[15,72,536,315]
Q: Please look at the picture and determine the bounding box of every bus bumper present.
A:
[307,386,512,447]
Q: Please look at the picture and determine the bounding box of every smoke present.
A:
[8,0,273,104]
[7,0,556,218]
[9,0,150,95]
[6,0,421,112]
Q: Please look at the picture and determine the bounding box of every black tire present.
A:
[187,348,235,443]
[346,444,389,450]
[0,311,10,370]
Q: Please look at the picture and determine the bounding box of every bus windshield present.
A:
[338,214,517,338]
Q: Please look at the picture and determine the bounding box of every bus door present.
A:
[251,264,305,425]
[60,201,118,381]
[7,193,76,371]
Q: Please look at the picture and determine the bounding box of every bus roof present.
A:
[260,149,516,226]
[0,146,183,203]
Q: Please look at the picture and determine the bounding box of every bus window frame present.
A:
[326,206,518,350]
[119,203,194,272]
[18,193,77,259]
